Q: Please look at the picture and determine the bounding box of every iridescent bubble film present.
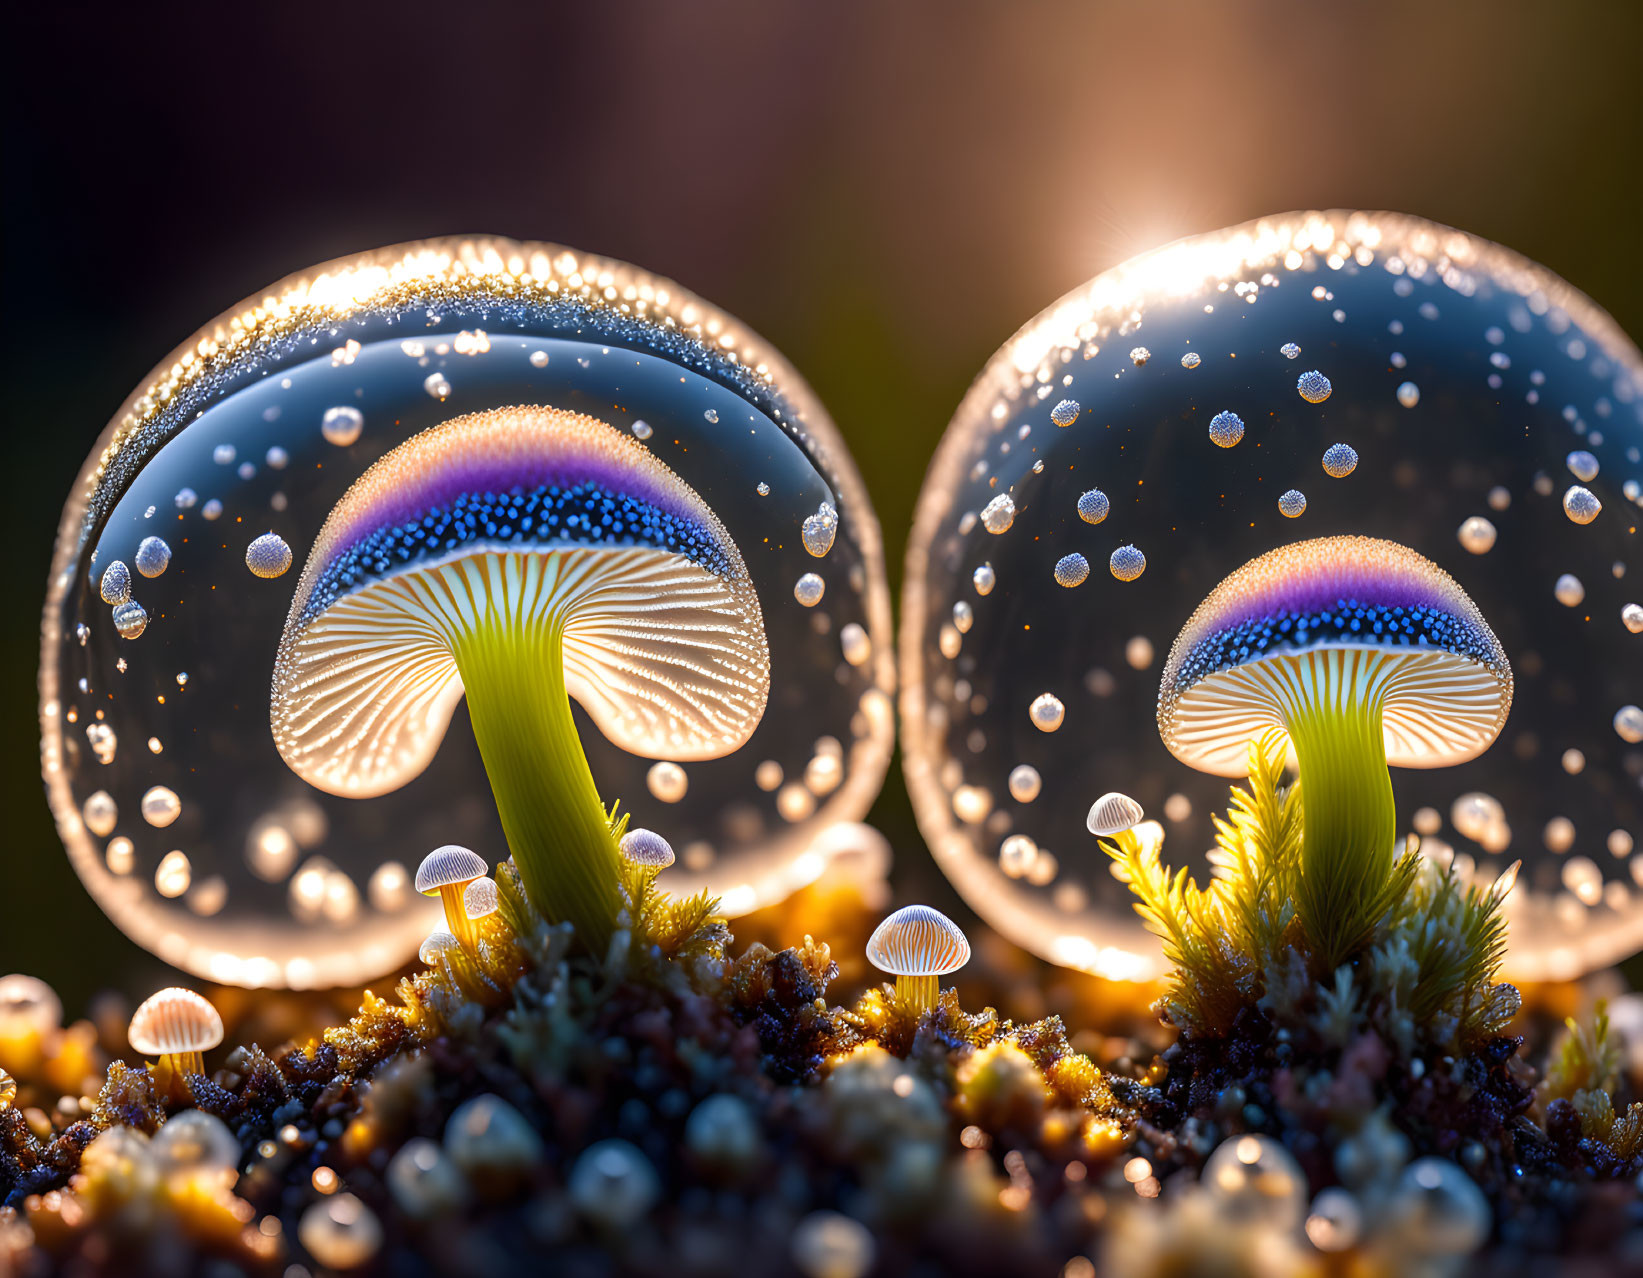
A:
[902,211,1642,983]
[42,237,894,987]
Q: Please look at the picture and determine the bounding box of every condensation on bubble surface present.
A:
[901,212,1643,983]
[41,237,895,987]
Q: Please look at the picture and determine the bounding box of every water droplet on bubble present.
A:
[321,406,364,447]
[1050,399,1080,427]
[112,601,147,639]
[83,791,117,836]
[631,420,653,441]
[134,537,171,578]
[1008,765,1041,803]
[1457,517,1497,554]
[802,503,839,556]
[1566,450,1599,482]
[840,623,871,667]
[1029,693,1065,732]
[647,762,688,803]
[142,786,181,828]
[1280,342,1301,359]
[794,574,825,607]
[99,562,131,606]
[1278,489,1307,518]
[1054,554,1090,588]
[1397,382,1420,408]
[1297,370,1332,403]
[1109,545,1146,581]
[1616,706,1643,744]
[1322,443,1358,477]
[1563,485,1601,524]
[973,564,996,596]
[1208,410,1244,448]
[1555,575,1585,607]
[1181,352,1201,370]
[155,850,192,898]
[999,835,1038,878]
[245,533,293,579]
[1077,489,1110,525]
[981,494,1016,534]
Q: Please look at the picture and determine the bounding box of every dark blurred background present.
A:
[4,1,1641,1015]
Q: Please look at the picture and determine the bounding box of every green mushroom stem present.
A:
[1270,652,1401,970]
[451,611,620,956]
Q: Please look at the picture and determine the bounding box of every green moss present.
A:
[1104,729,1517,1054]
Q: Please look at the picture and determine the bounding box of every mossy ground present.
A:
[5,756,1643,1276]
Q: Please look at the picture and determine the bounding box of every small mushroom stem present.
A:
[1274,650,1398,968]
[438,885,478,954]
[451,612,619,954]
[896,974,940,1014]
[168,1050,205,1078]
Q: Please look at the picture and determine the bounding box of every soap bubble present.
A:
[902,212,1643,982]
[42,237,892,987]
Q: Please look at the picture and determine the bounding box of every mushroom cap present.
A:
[1087,792,1145,837]
[127,987,223,1057]
[271,406,770,799]
[0,974,62,1035]
[418,931,461,965]
[865,904,971,978]
[462,876,499,920]
[415,845,488,895]
[618,828,676,869]
[1159,536,1512,777]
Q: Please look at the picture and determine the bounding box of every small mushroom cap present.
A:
[127,987,223,1057]
[271,406,770,799]
[1087,792,1145,837]
[1159,536,1512,776]
[0,974,63,1035]
[419,931,461,965]
[415,846,488,896]
[865,904,971,978]
[618,828,676,869]
[462,876,499,921]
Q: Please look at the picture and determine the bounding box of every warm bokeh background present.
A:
[4,1,1641,1014]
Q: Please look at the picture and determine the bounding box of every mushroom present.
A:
[1087,792,1145,838]
[618,828,676,871]
[0,974,62,1073]
[414,846,488,953]
[1158,535,1512,964]
[418,930,462,966]
[45,237,893,989]
[865,904,971,1014]
[127,986,223,1082]
[272,406,771,953]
